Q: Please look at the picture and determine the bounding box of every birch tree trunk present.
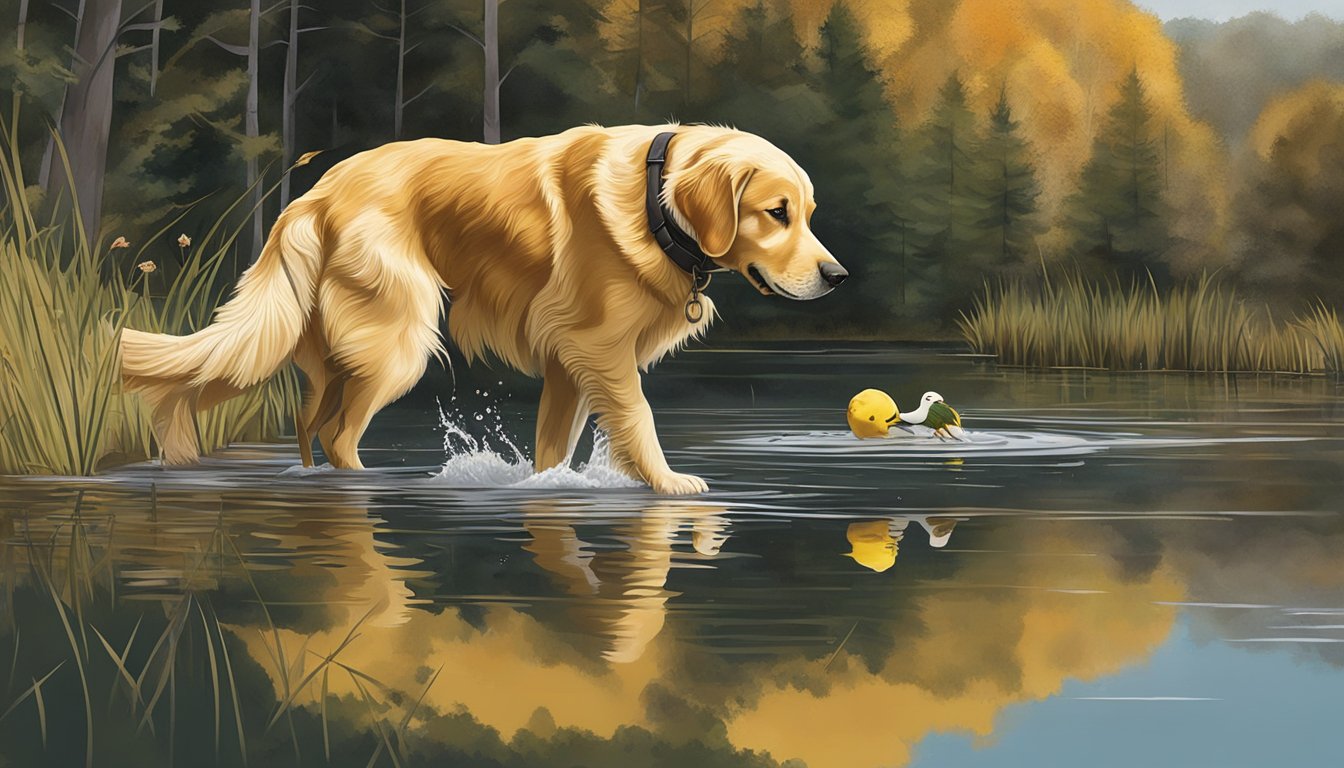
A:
[246,0,263,259]
[51,0,123,248]
[16,0,30,50]
[394,0,406,139]
[483,0,500,144]
[633,0,643,111]
[685,1,692,105]
[39,0,88,192]
[149,0,163,95]
[281,0,299,207]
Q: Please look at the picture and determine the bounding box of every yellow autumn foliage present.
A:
[1249,79,1344,170]
[599,0,1231,269]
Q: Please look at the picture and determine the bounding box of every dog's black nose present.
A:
[819,262,849,287]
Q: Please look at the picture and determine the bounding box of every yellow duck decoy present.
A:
[846,388,903,438]
[847,388,966,440]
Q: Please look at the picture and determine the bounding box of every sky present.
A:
[1137,0,1344,20]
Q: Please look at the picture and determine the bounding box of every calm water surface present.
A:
[2,345,1343,767]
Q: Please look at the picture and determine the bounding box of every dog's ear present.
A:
[670,157,753,259]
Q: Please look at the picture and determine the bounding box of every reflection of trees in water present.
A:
[3,482,1340,768]
[0,490,778,767]
[721,521,1186,768]
[1149,512,1344,668]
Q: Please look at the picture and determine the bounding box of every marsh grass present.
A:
[959,271,1344,374]
[0,104,297,475]
[0,505,426,767]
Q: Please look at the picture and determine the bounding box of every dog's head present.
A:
[662,130,847,300]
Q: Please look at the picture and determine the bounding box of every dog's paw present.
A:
[651,471,709,495]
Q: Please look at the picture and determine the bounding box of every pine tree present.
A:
[711,0,807,102]
[809,1,907,322]
[1066,68,1171,283]
[692,1,827,334]
[698,1,826,146]
[977,86,1043,272]
[905,72,986,318]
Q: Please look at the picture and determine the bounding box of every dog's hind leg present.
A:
[292,330,335,467]
[535,357,589,472]
[324,359,425,469]
[320,298,438,469]
[317,237,442,468]
[311,368,350,461]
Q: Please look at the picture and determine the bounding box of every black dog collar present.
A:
[646,131,726,323]
[645,132,726,285]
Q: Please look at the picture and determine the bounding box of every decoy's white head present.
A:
[922,391,944,405]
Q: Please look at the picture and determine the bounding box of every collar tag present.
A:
[685,267,711,323]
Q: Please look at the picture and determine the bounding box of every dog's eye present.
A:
[766,207,789,224]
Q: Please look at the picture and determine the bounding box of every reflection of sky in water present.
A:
[913,618,1344,766]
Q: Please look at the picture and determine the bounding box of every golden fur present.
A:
[120,124,843,493]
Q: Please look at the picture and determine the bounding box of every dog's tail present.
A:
[121,204,324,463]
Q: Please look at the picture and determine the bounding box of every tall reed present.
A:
[959,270,1344,374]
[0,105,296,475]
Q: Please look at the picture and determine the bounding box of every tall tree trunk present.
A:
[149,0,163,95]
[246,0,262,260]
[633,0,643,111]
[39,0,89,192]
[394,0,406,139]
[482,0,500,144]
[684,0,692,106]
[280,0,300,208]
[17,0,30,50]
[50,0,122,248]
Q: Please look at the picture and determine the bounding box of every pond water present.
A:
[2,344,1343,767]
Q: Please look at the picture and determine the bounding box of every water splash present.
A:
[432,398,641,490]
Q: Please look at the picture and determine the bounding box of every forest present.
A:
[2,0,1343,340]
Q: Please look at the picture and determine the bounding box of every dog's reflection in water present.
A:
[522,501,731,663]
[844,516,959,573]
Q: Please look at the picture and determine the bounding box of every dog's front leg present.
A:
[578,362,707,495]
[536,357,589,473]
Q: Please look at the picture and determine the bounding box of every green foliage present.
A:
[1232,81,1344,308]
[0,107,295,475]
[976,87,1043,272]
[0,113,134,475]
[3,0,1322,346]
[961,270,1344,373]
[809,2,907,326]
[904,73,989,320]
[702,0,823,136]
[1065,68,1173,284]
[718,1,807,92]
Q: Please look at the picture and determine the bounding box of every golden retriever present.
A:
[120,124,846,493]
